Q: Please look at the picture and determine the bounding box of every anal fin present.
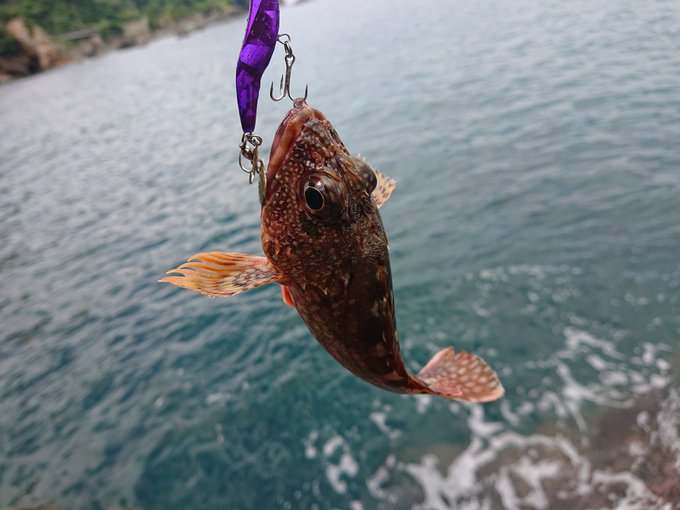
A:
[161,252,282,297]
[416,347,504,403]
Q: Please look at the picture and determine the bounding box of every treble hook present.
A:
[270,34,309,102]
[239,132,267,203]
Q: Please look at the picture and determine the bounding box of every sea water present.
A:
[1,0,679,508]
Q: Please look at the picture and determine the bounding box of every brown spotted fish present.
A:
[162,99,504,402]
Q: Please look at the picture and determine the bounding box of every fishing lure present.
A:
[235,0,279,194]
[235,0,279,135]
[235,1,307,200]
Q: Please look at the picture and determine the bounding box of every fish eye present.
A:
[304,186,324,211]
[350,156,377,194]
[360,165,377,194]
[300,174,343,221]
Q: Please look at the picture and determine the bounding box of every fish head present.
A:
[261,99,383,291]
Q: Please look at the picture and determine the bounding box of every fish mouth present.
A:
[266,99,327,185]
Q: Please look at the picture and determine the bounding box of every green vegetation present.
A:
[0,0,239,36]
[0,28,21,56]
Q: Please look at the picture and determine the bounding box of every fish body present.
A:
[163,100,503,402]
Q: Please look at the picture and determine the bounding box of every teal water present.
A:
[1,0,680,508]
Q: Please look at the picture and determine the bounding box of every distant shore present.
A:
[0,6,244,85]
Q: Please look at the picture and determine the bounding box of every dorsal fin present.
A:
[373,169,396,208]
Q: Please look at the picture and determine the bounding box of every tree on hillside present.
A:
[0,0,237,36]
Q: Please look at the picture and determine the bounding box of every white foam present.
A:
[600,370,629,386]
[304,430,318,459]
[365,257,675,509]
[414,394,433,414]
[471,303,491,318]
[637,411,651,432]
[366,455,395,501]
[586,353,610,371]
[562,327,623,360]
[370,411,401,439]
[402,424,671,510]
[321,435,358,495]
[205,392,223,405]
[500,399,521,426]
[657,388,680,475]
[363,321,676,509]
[497,456,561,509]
[468,405,503,438]
[591,471,672,510]
[548,328,673,435]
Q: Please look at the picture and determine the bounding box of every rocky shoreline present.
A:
[0,6,243,84]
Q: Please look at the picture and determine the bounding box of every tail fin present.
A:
[416,347,504,403]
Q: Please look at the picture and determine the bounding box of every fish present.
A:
[162,99,504,403]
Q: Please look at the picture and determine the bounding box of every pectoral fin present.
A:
[373,169,396,209]
[161,252,282,297]
[416,347,504,403]
[281,285,296,307]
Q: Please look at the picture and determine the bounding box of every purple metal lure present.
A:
[236,0,280,134]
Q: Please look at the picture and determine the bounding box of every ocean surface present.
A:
[1,0,680,508]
